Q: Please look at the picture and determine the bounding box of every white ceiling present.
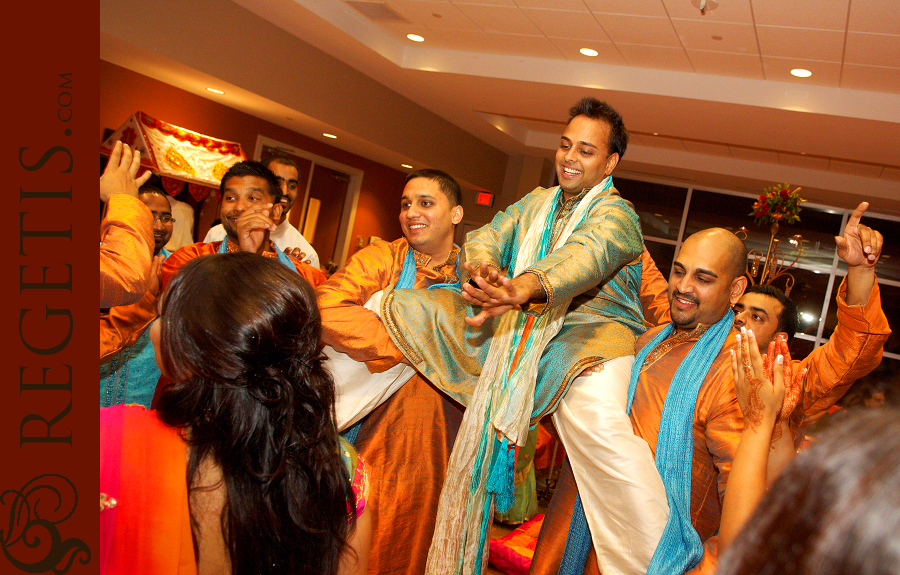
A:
[101,0,900,215]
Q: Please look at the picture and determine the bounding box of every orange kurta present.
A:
[100,195,154,308]
[317,238,464,575]
[160,240,326,291]
[530,326,740,575]
[318,238,459,372]
[794,278,890,441]
[531,277,890,575]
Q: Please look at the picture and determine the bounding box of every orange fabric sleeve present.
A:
[317,240,406,372]
[639,247,671,327]
[795,278,891,436]
[100,195,154,308]
[100,290,158,362]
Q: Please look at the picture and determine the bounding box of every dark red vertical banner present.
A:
[2,1,99,573]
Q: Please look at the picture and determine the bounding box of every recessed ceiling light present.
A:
[791,68,812,78]
[206,87,224,94]
[407,34,425,42]
[401,164,413,169]
[323,133,337,139]
[652,132,659,136]
[580,48,598,57]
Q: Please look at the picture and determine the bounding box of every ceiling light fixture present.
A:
[401,164,413,169]
[407,34,424,42]
[691,0,717,16]
[791,68,812,78]
[323,133,337,139]
[206,87,224,94]
[580,48,598,57]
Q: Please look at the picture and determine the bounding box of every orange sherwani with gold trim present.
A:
[317,237,464,575]
[531,276,889,575]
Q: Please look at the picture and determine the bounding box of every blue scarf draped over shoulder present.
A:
[559,310,735,575]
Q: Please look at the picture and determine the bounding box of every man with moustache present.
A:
[161,161,325,289]
[381,97,666,574]
[204,154,320,268]
[531,229,788,575]
[316,168,465,575]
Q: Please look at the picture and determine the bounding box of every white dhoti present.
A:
[325,290,417,431]
[552,355,670,575]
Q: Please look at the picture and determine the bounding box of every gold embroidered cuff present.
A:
[522,268,553,316]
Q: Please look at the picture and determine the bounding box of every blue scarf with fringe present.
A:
[559,310,735,575]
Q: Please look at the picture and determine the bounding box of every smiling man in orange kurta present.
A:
[316,168,465,575]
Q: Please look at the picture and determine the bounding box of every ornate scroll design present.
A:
[0,474,90,573]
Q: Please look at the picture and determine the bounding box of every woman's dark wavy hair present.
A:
[156,252,353,575]
[718,406,900,575]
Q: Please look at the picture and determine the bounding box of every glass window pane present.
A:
[835,215,900,283]
[685,190,843,269]
[644,240,676,280]
[823,279,900,356]
[615,178,688,241]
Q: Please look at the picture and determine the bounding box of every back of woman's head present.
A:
[718,406,900,575]
[156,253,351,575]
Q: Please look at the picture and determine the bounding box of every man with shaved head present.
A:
[533,228,757,575]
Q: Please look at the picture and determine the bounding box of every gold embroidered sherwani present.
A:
[316,237,465,575]
[530,278,890,575]
[382,186,647,424]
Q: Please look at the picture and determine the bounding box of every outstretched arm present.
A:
[99,142,155,308]
[461,261,543,326]
[796,201,889,431]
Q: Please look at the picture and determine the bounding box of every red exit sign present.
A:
[476,191,494,206]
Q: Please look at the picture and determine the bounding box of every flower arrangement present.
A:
[750,183,806,227]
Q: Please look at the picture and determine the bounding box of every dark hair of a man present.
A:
[406,168,462,208]
[156,253,353,575]
[744,283,799,341]
[717,406,900,575]
[138,184,172,210]
[218,161,283,205]
[263,154,300,175]
[567,97,629,160]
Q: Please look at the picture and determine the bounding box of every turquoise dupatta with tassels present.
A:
[425,177,614,575]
